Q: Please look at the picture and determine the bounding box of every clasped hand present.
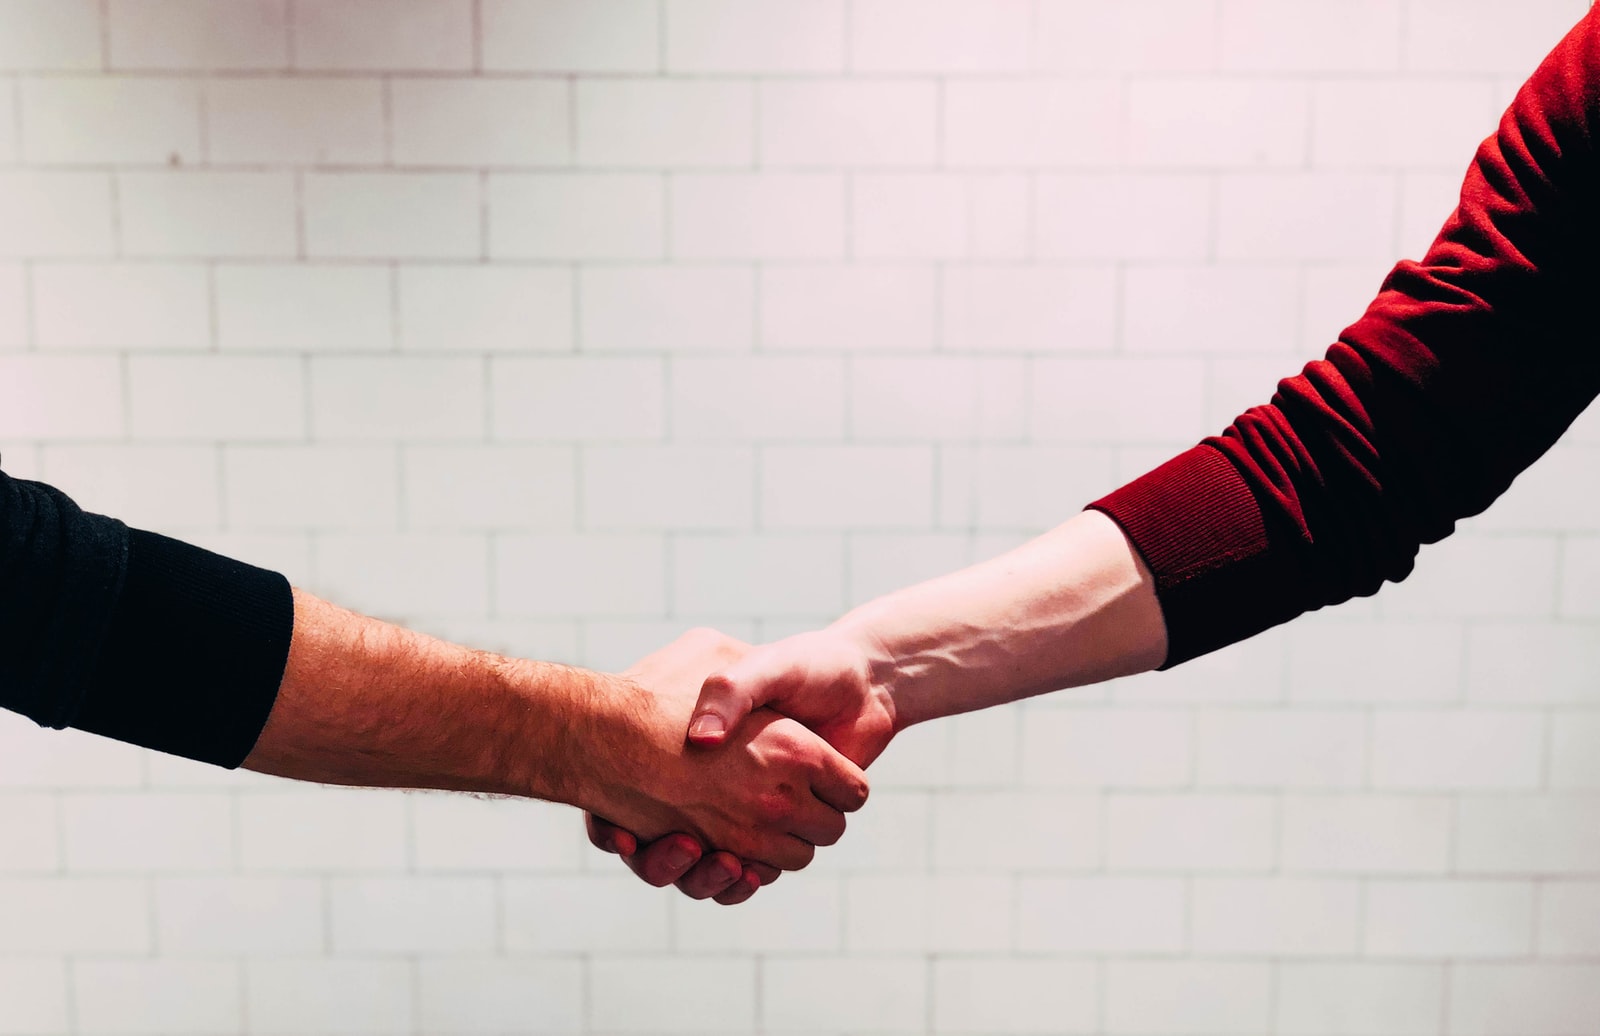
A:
[589,626,899,906]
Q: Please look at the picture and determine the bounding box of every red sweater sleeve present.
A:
[1092,8,1600,668]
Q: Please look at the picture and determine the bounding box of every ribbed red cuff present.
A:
[1089,445,1307,668]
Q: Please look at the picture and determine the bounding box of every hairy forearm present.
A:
[242,588,630,807]
[837,510,1168,729]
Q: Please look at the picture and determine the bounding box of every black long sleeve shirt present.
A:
[0,465,293,767]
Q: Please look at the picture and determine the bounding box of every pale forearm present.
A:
[836,510,1168,729]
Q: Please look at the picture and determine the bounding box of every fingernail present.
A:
[689,714,725,739]
[664,844,695,870]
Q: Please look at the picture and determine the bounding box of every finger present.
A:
[626,834,705,888]
[674,852,745,901]
[712,868,764,906]
[810,751,871,814]
[585,814,638,857]
[747,861,781,886]
[788,799,848,848]
[687,669,758,746]
[752,833,816,873]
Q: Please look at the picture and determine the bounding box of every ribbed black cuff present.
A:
[72,530,295,768]
[1089,444,1308,669]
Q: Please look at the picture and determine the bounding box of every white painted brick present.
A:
[0,0,102,70]
[1125,265,1300,354]
[666,0,843,73]
[846,873,1012,953]
[490,173,664,259]
[845,532,969,606]
[399,265,573,353]
[1018,876,1186,953]
[761,446,933,530]
[671,355,844,440]
[0,81,16,162]
[943,80,1123,167]
[108,0,290,71]
[404,445,575,530]
[40,444,217,533]
[1405,0,1586,74]
[1561,536,1600,618]
[937,445,1117,530]
[311,357,485,440]
[224,445,397,531]
[761,265,933,351]
[760,81,937,168]
[1539,881,1600,956]
[853,0,1030,73]
[1108,793,1276,871]
[1196,709,1367,789]
[1130,79,1309,169]
[0,713,144,789]
[410,617,579,665]
[0,877,149,952]
[0,171,114,258]
[490,356,663,440]
[495,533,664,617]
[291,0,472,71]
[393,78,569,167]
[1476,446,1600,533]
[504,875,670,953]
[1221,0,1400,72]
[482,0,659,72]
[1114,627,1291,703]
[1036,173,1213,259]
[581,266,752,352]
[1219,173,1397,260]
[935,959,1096,1034]
[0,794,57,872]
[1289,617,1464,702]
[851,356,1025,442]
[577,80,751,168]
[1450,963,1600,1036]
[1401,171,1463,260]
[1282,794,1452,875]
[413,791,580,871]
[1105,961,1272,1035]
[245,960,413,1035]
[63,792,232,872]
[852,173,1030,260]
[206,77,383,165]
[33,263,209,351]
[304,173,480,260]
[0,264,23,348]
[806,790,929,871]
[238,789,408,872]
[1020,707,1192,788]
[672,174,844,259]
[0,959,69,1035]
[942,266,1117,352]
[22,77,200,165]
[1365,880,1534,957]
[1031,357,1209,443]
[932,791,1098,869]
[1467,623,1600,704]
[1457,796,1600,875]
[674,533,843,615]
[313,532,488,616]
[217,264,392,351]
[1037,0,1220,71]
[1372,710,1543,790]
[1276,963,1444,1036]
[417,958,584,1035]
[579,617,756,671]
[0,355,124,439]
[155,876,322,953]
[74,960,240,1036]
[1382,533,1560,619]
[118,171,296,258]
[764,957,925,1033]
[589,957,755,1033]
[676,878,842,953]
[1552,713,1600,790]
[1193,876,1361,956]
[130,356,301,440]
[331,875,495,953]
[1315,80,1497,170]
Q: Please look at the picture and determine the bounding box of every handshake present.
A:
[575,622,899,907]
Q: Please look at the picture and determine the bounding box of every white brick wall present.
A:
[2,1,1597,1034]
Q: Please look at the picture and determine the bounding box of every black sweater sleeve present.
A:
[0,466,294,768]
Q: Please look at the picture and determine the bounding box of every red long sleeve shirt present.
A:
[1093,7,1600,667]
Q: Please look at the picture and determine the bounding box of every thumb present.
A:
[688,666,759,746]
